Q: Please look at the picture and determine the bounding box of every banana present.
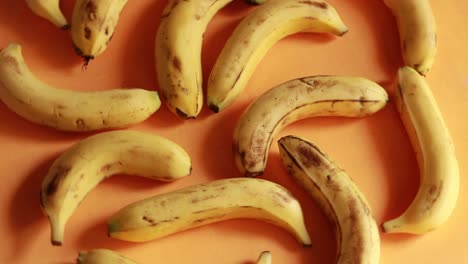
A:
[26,0,68,29]
[206,0,349,113]
[256,251,272,264]
[155,0,270,119]
[278,135,380,263]
[383,0,437,76]
[233,76,389,177]
[0,43,160,132]
[40,130,192,246]
[77,249,137,264]
[382,67,459,234]
[108,178,311,246]
[245,0,268,5]
[71,0,128,65]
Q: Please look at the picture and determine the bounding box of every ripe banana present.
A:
[26,0,68,29]
[71,0,128,65]
[108,178,312,246]
[233,76,389,177]
[40,130,192,246]
[155,0,269,119]
[206,0,349,113]
[278,135,380,263]
[256,251,272,264]
[77,249,136,264]
[0,43,160,132]
[383,0,437,75]
[382,67,459,234]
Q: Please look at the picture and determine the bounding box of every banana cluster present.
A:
[9,0,461,263]
[156,0,348,118]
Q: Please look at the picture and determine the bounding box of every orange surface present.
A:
[1,0,467,263]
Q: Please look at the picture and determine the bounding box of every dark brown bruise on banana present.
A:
[299,0,328,9]
[45,165,72,197]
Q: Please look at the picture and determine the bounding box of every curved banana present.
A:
[233,76,389,177]
[382,67,459,234]
[383,0,437,75]
[256,251,272,264]
[26,0,68,29]
[108,178,312,246]
[0,43,160,132]
[206,0,348,113]
[40,130,192,246]
[71,0,128,65]
[278,135,380,263]
[77,249,136,264]
[155,0,269,119]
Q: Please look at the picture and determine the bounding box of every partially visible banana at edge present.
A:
[256,251,272,264]
[41,130,192,246]
[155,0,268,119]
[71,0,128,65]
[0,43,160,132]
[26,0,68,29]
[207,0,348,113]
[382,66,459,234]
[233,76,389,177]
[76,248,270,264]
[383,0,437,75]
[278,135,380,263]
[77,249,137,264]
[108,178,312,246]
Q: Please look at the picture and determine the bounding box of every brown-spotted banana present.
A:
[278,135,380,263]
[383,0,437,75]
[256,251,272,264]
[71,0,128,65]
[206,0,348,113]
[40,130,192,246]
[0,43,160,132]
[77,249,137,264]
[233,76,389,177]
[382,66,459,234]
[155,0,269,119]
[108,178,312,246]
[26,0,68,29]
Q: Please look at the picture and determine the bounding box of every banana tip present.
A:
[339,29,349,37]
[82,56,93,70]
[208,103,220,113]
[51,240,63,246]
[245,171,263,178]
[175,108,195,119]
[61,24,70,30]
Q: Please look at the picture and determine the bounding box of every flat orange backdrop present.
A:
[1,0,467,263]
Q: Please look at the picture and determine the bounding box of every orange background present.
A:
[1,0,467,263]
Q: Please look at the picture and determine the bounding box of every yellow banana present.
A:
[256,251,272,264]
[233,76,389,177]
[40,130,192,246]
[278,135,380,264]
[26,0,68,29]
[0,43,160,132]
[108,178,312,246]
[155,0,268,119]
[206,0,348,113]
[383,0,437,75]
[71,0,128,65]
[382,67,459,234]
[77,249,136,264]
